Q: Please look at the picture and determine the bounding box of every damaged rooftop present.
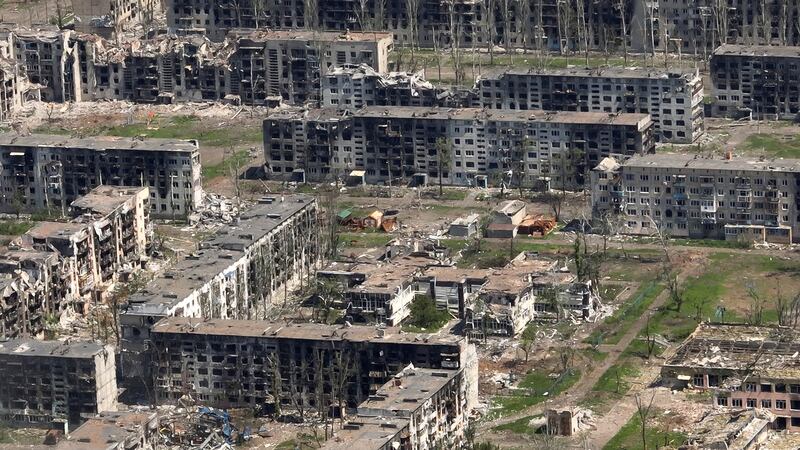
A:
[70,185,148,216]
[125,195,313,315]
[0,338,107,358]
[665,323,800,379]
[0,134,199,153]
[151,317,465,347]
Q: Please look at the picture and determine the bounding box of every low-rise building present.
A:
[662,323,800,431]
[476,67,705,143]
[590,154,800,243]
[55,410,159,449]
[448,214,481,238]
[0,339,117,428]
[0,134,200,219]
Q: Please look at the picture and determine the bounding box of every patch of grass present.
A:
[742,133,800,158]
[592,362,640,394]
[338,232,394,248]
[0,220,34,235]
[581,348,608,362]
[600,284,626,302]
[37,114,263,149]
[434,189,468,201]
[603,413,687,450]
[492,415,541,435]
[491,369,580,417]
[202,150,252,180]
[585,281,665,346]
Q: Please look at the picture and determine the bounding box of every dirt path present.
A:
[480,248,709,448]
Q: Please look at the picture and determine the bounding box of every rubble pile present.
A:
[158,405,240,450]
[188,192,243,227]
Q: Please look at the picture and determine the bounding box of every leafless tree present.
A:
[746,282,767,325]
[648,215,684,312]
[501,0,513,63]
[518,0,532,53]
[575,0,589,64]
[643,314,657,358]
[405,0,422,64]
[354,0,370,31]
[483,0,497,64]
[329,340,355,426]
[373,0,387,31]
[304,0,320,30]
[615,0,629,64]
[635,391,657,450]
[775,284,800,328]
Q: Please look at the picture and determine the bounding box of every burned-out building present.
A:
[6,27,79,103]
[0,339,117,428]
[54,410,159,450]
[0,134,201,219]
[590,154,800,243]
[417,267,487,318]
[0,186,151,338]
[164,0,632,54]
[121,195,322,379]
[73,0,161,37]
[335,366,473,450]
[321,64,472,109]
[149,317,479,418]
[476,67,705,144]
[264,106,655,189]
[711,44,800,120]
[662,323,800,431]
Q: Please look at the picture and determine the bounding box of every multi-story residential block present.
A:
[2,186,151,325]
[321,64,473,109]
[120,195,322,379]
[72,0,162,37]
[164,0,630,53]
[0,134,201,219]
[73,30,392,106]
[149,318,478,418]
[662,323,800,432]
[7,28,79,102]
[591,154,800,243]
[476,67,705,143]
[710,44,800,120]
[0,339,117,428]
[264,106,655,190]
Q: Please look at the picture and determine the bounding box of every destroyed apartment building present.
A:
[0,185,150,339]
[0,339,117,429]
[120,195,322,380]
[149,317,478,440]
[321,64,474,109]
[0,134,201,219]
[325,365,472,450]
[264,106,655,189]
[464,252,599,338]
[476,67,705,144]
[72,0,162,37]
[164,0,631,53]
[591,154,800,243]
[710,44,800,120]
[662,323,800,431]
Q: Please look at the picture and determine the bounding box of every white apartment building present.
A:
[476,67,705,144]
[591,154,800,243]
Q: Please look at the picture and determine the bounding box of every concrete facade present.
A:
[73,0,161,37]
[476,67,705,144]
[663,323,800,432]
[0,339,117,427]
[0,134,201,219]
[56,410,159,450]
[711,44,800,120]
[591,154,800,243]
[149,318,479,419]
[264,106,655,190]
[121,195,322,379]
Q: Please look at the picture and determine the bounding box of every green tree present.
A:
[408,295,450,330]
[435,137,453,197]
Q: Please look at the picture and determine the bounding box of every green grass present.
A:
[592,362,640,394]
[491,369,580,417]
[585,281,665,346]
[603,414,687,450]
[202,150,252,180]
[492,415,542,435]
[338,232,394,248]
[742,133,800,158]
[0,220,34,235]
[435,189,468,201]
[581,348,609,362]
[37,114,263,148]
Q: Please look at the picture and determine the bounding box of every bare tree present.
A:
[649,215,684,312]
[304,0,320,30]
[615,0,629,64]
[405,0,422,65]
[435,137,453,197]
[635,391,657,450]
[518,0,532,53]
[775,285,800,328]
[746,282,766,325]
[483,0,497,64]
[354,0,370,31]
